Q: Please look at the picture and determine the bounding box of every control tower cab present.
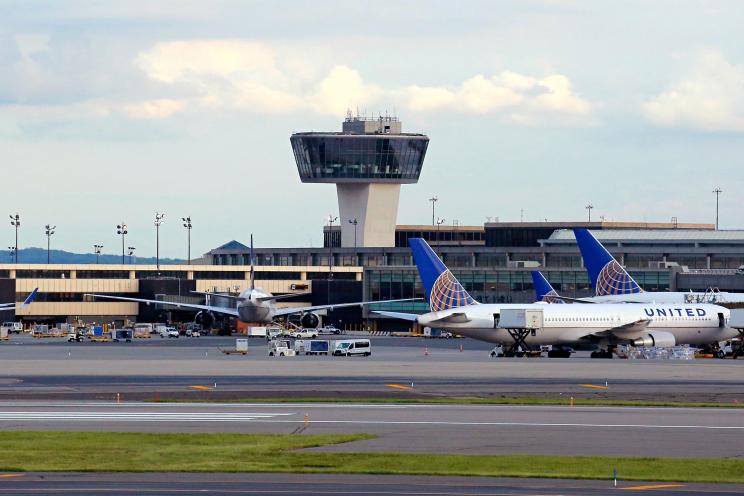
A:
[291,114,429,247]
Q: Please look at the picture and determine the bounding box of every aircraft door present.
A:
[718,312,725,327]
[493,313,500,328]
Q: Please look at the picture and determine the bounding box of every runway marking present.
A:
[0,474,22,479]
[0,412,740,430]
[188,385,213,390]
[621,484,685,490]
[386,383,414,391]
[578,384,608,390]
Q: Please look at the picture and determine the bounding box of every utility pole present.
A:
[94,244,103,264]
[348,218,358,249]
[128,246,136,265]
[154,212,165,271]
[429,196,438,226]
[585,203,594,222]
[44,224,56,264]
[713,188,722,230]
[182,216,192,264]
[116,222,128,264]
[9,214,19,263]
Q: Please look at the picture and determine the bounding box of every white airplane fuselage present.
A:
[584,291,744,305]
[418,302,736,346]
[235,288,276,323]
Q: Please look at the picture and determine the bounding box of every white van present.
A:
[332,339,371,357]
[1,322,22,334]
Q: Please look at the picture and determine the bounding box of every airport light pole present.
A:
[348,218,358,249]
[713,187,722,230]
[9,214,19,263]
[94,244,103,264]
[585,203,594,222]
[429,196,438,226]
[7,247,15,262]
[44,224,56,264]
[182,216,192,265]
[154,212,165,271]
[128,246,136,265]
[436,217,445,235]
[116,222,128,264]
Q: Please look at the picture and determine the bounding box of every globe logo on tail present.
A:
[596,260,642,296]
[430,270,477,312]
[542,289,564,304]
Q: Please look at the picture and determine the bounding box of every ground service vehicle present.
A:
[291,328,319,339]
[268,339,296,357]
[332,339,371,357]
[294,339,330,355]
[160,327,179,338]
[1,322,23,334]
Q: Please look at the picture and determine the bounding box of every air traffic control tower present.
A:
[291,114,429,247]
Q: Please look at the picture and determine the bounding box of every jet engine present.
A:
[300,312,320,329]
[194,311,215,329]
[632,331,676,348]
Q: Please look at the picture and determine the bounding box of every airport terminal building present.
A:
[2,117,744,329]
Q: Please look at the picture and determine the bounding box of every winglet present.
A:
[409,238,477,311]
[573,228,642,296]
[20,288,39,308]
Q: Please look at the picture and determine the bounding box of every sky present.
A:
[1,0,743,258]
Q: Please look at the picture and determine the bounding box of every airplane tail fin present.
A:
[573,228,642,296]
[409,238,477,311]
[20,288,39,308]
[531,271,563,303]
[249,234,255,291]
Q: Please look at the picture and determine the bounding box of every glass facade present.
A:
[291,134,428,183]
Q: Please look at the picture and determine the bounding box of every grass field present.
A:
[158,396,744,409]
[0,432,742,483]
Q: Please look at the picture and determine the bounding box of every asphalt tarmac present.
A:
[0,473,739,495]
[0,335,743,402]
[0,401,741,458]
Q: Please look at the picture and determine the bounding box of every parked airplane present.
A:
[86,238,416,328]
[376,239,738,358]
[0,288,38,310]
[573,228,744,304]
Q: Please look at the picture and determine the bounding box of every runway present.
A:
[0,473,739,495]
[0,401,742,458]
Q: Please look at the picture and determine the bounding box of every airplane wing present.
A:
[190,291,246,302]
[587,319,652,338]
[256,292,313,303]
[84,294,240,317]
[274,298,421,317]
[372,311,420,322]
[551,295,596,304]
[425,312,471,324]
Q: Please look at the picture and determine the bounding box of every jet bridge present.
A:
[497,308,544,356]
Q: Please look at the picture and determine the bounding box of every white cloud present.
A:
[404,71,593,124]
[122,99,185,119]
[134,39,593,124]
[644,50,744,133]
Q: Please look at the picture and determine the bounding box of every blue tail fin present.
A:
[531,271,563,303]
[409,238,477,311]
[21,288,38,308]
[573,229,642,296]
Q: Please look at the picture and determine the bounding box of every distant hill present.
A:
[0,247,185,265]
